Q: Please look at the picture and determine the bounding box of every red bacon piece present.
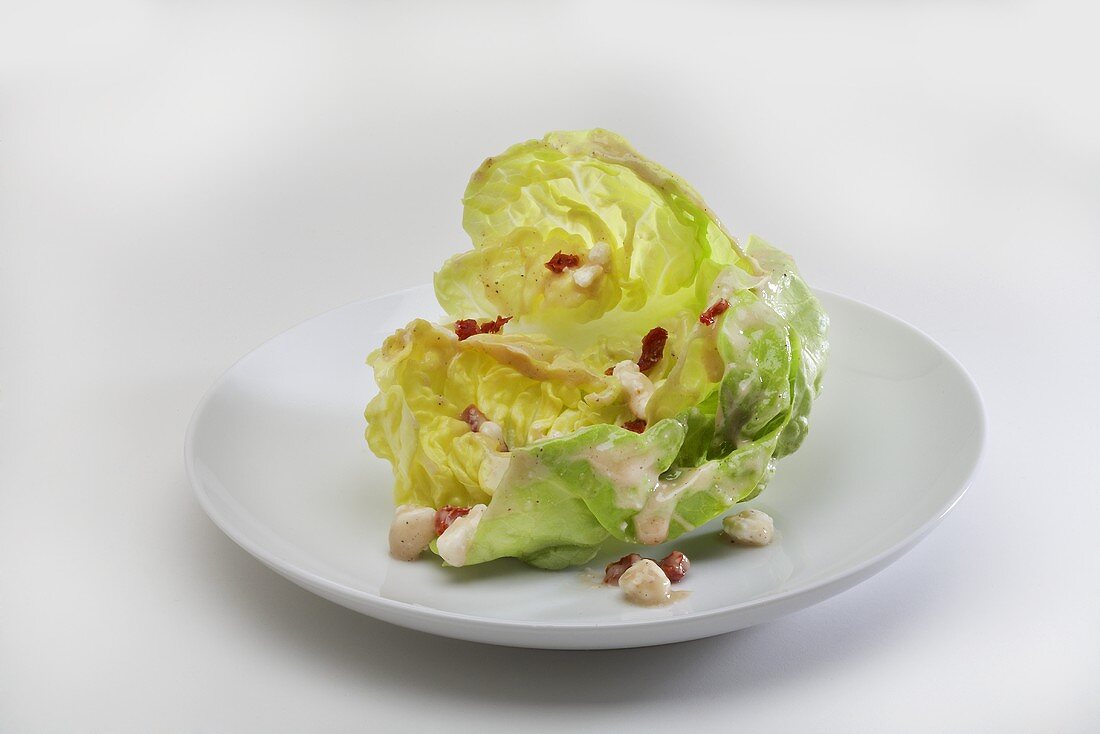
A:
[434,505,472,536]
[623,418,647,433]
[454,319,479,340]
[658,551,690,583]
[545,251,581,273]
[637,327,668,373]
[479,315,511,334]
[454,316,512,340]
[699,298,731,326]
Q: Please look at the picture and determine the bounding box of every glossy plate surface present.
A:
[186,286,984,649]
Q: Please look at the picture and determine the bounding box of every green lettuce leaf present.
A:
[744,235,830,456]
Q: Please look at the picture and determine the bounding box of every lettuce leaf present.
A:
[365,130,829,568]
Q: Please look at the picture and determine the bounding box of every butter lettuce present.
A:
[365,129,828,569]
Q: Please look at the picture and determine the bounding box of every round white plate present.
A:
[186,285,984,649]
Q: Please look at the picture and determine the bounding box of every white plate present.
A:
[186,286,984,649]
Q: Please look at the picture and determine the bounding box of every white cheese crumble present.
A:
[478,420,508,451]
[436,503,487,567]
[571,242,612,287]
[722,509,774,546]
[588,241,612,267]
[571,264,603,288]
[618,558,672,606]
[388,504,437,561]
[612,360,655,419]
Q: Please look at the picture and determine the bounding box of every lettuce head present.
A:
[365,129,828,569]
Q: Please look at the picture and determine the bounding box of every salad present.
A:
[365,129,829,579]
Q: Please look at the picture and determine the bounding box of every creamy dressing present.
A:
[728,300,783,352]
[735,374,757,401]
[496,450,553,494]
[612,360,655,419]
[633,463,719,545]
[724,325,751,352]
[388,505,437,561]
[436,503,487,566]
[736,300,782,332]
[579,442,663,511]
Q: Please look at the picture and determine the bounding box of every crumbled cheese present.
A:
[571,242,611,288]
[571,264,603,288]
[722,509,774,546]
[618,559,671,605]
[588,241,612,267]
[388,504,437,561]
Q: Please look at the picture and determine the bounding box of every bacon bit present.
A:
[658,551,690,583]
[479,315,511,334]
[545,251,581,273]
[434,505,472,536]
[623,418,647,433]
[637,327,669,373]
[454,319,479,340]
[604,553,642,585]
[604,366,615,376]
[699,298,731,326]
[454,316,512,340]
[460,404,489,432]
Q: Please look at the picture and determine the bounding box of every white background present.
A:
[2,1,1098,731]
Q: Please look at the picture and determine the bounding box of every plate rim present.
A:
[185,286,986,637]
